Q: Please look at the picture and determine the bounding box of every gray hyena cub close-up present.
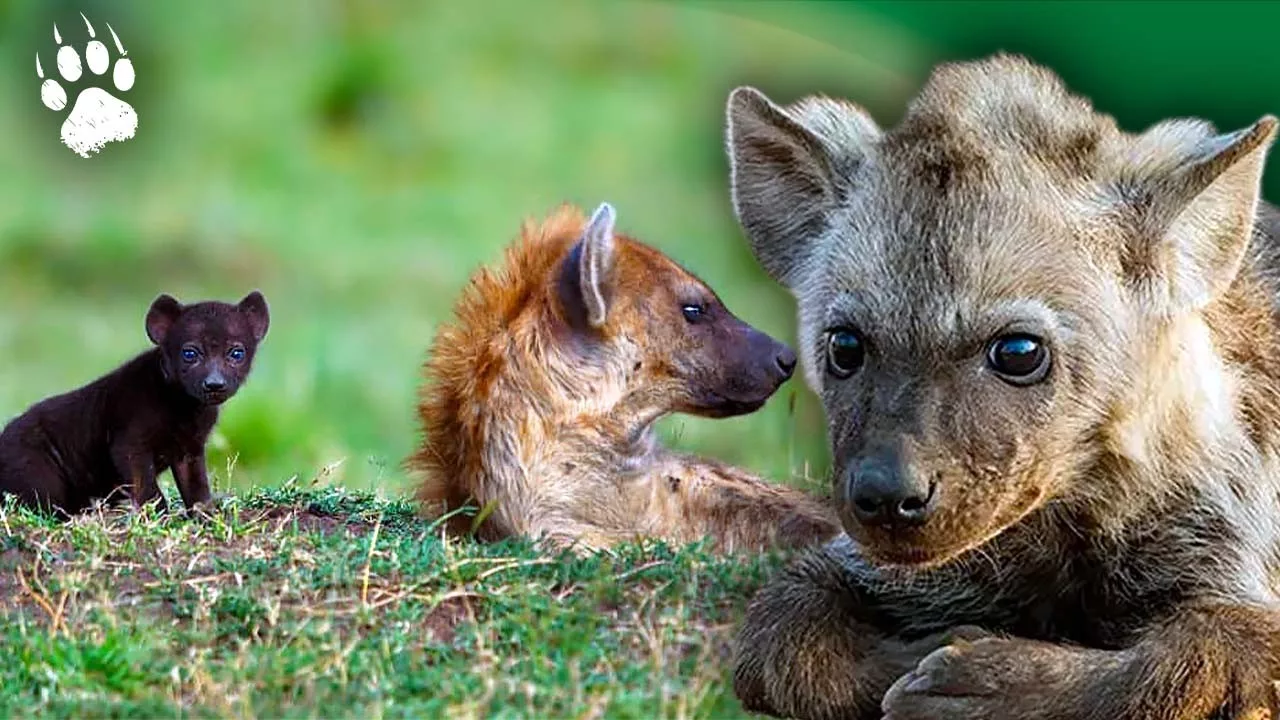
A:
[726,53,1280,719]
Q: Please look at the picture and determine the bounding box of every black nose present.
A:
[844,456,936,528]
[774,347,797,378]
[203,378,226,392]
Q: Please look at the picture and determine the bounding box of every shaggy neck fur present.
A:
[408,206,672,537]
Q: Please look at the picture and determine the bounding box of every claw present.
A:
[106,23,127,56]
[81,13,96,39]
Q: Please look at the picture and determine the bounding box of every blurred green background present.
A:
[0,0,1276,497]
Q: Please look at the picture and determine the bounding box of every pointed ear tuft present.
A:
[145,294,183,345]
[1135,115,1277,310]
[237,290,271,342]
[579,202,616,328]
[725,86,878,289]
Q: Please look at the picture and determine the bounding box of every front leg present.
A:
[172,453,214,513]
[109,440,166,512]
[528,517,624,557]
[883,603,1280,720]
[733,535,984,720]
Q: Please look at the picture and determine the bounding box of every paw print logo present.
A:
[36,14,137,158]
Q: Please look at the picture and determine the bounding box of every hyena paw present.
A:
[186,493,229,520]
[882,636,1095,720]
[128,494,169,516]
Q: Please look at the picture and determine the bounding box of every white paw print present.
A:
[36,14,137,158]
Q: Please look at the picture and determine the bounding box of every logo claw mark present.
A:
[107,23,128,56]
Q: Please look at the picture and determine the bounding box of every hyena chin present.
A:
[405,202,839,555]
[725,53,1280,719]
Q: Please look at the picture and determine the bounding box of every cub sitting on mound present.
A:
[407,202,839,553]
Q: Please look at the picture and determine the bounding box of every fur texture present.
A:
[726,53,1280,719]
[406,203,839,553]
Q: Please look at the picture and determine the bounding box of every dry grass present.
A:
[0,483,785,718]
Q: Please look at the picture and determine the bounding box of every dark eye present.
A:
[986,333,1050,384]
[228,347,246,362]
[681,303,707,323]
[825,328,865,378]
[181,347,199,363]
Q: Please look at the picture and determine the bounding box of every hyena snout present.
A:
[777,346,798,378]
[842,450,937,529]
[763,337,797,383]
[688,323,796,418]
[731,328,797,393]
[195,369,235,404]
[202,372,227,393]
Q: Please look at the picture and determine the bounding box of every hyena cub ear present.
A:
[725,86,880,289]
[558,201,616,330]
[1128,115,1278,310]
[145,294,184,345]
[237,291,271,342]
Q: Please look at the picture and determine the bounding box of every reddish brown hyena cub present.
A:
[726,54,1280,719]
[406,202,839,553]
[0,292,270,517]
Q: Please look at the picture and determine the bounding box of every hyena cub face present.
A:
[726,59,1276,566]
[558,203,797,419]
[146,292,271,405]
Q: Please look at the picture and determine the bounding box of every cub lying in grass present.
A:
[407,202,839,553]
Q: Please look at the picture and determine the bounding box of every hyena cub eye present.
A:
[986,333,1050,385]
[227,346,246,363]
[181,346,200,364]
[825,328,865,379]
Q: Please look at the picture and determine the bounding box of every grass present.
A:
[0,485,787,718]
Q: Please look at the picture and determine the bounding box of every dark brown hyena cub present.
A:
[0,292,270,517]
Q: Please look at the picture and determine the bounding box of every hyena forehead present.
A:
[793,59,1158,348]
[839,60,1121,249]
[805,53,1277,295]
[172,304,257,344]
[887,55,1119,178]
[616,239,718,304]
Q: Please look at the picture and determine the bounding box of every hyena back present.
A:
[726,53,1280,719]
[406,203,839,554]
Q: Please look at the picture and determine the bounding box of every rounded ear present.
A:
[145,294,183,345]
[237,290,270,342]
[725,86,878,289]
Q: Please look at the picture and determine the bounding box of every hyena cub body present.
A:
[727,54,1280,719]
[0,292,270,517]
[407,203,839,553]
